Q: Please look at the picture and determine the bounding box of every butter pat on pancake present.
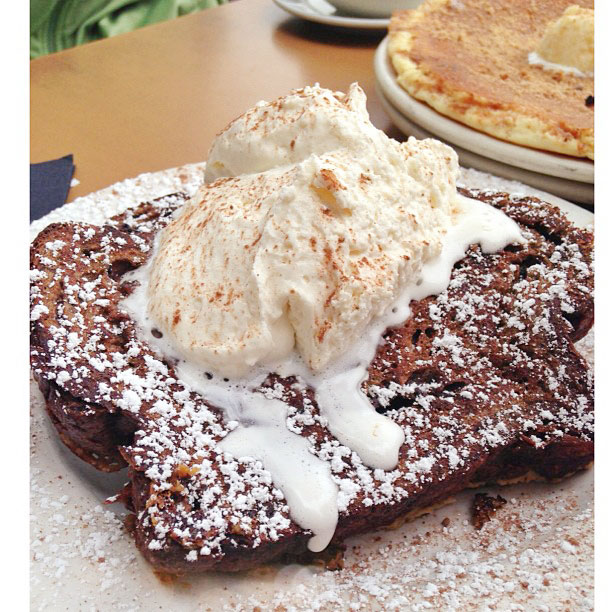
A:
[536,5,594,74]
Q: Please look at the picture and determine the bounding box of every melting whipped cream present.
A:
[205,83,389,182]
[121,84,524,552]
[148,138,459,378]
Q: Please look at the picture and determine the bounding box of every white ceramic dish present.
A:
[328,0,422,18]
[374,37,594,186]
[272,0,389,29]
[30,164,593,610]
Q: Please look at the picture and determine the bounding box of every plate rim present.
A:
[272,0,390,29]
[374,37,594,184]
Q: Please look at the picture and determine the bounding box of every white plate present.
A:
[377,84,595,205]
[30,165,593,610]
[272,0,389,29]
[374,37,594,184]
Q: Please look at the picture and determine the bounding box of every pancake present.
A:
[388,0,594,159]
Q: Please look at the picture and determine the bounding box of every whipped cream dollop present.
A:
[123,84,523,553]
[529,5,594,76]
[205,84,389,182]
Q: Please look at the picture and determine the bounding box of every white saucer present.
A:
[374,37,594,185]
[273,0,389,29]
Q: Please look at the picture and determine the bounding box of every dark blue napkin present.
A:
[30,154,75,222]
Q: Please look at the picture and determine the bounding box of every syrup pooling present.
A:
[120,85,523,552]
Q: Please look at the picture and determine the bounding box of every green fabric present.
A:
[31,0,227,59]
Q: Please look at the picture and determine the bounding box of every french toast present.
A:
[30,189,593,573]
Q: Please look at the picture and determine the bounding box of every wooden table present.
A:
[30,0,401,202]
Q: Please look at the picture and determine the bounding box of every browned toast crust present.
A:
[30,190,594,573]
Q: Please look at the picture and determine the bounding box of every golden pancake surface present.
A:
[388,0,594,159]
